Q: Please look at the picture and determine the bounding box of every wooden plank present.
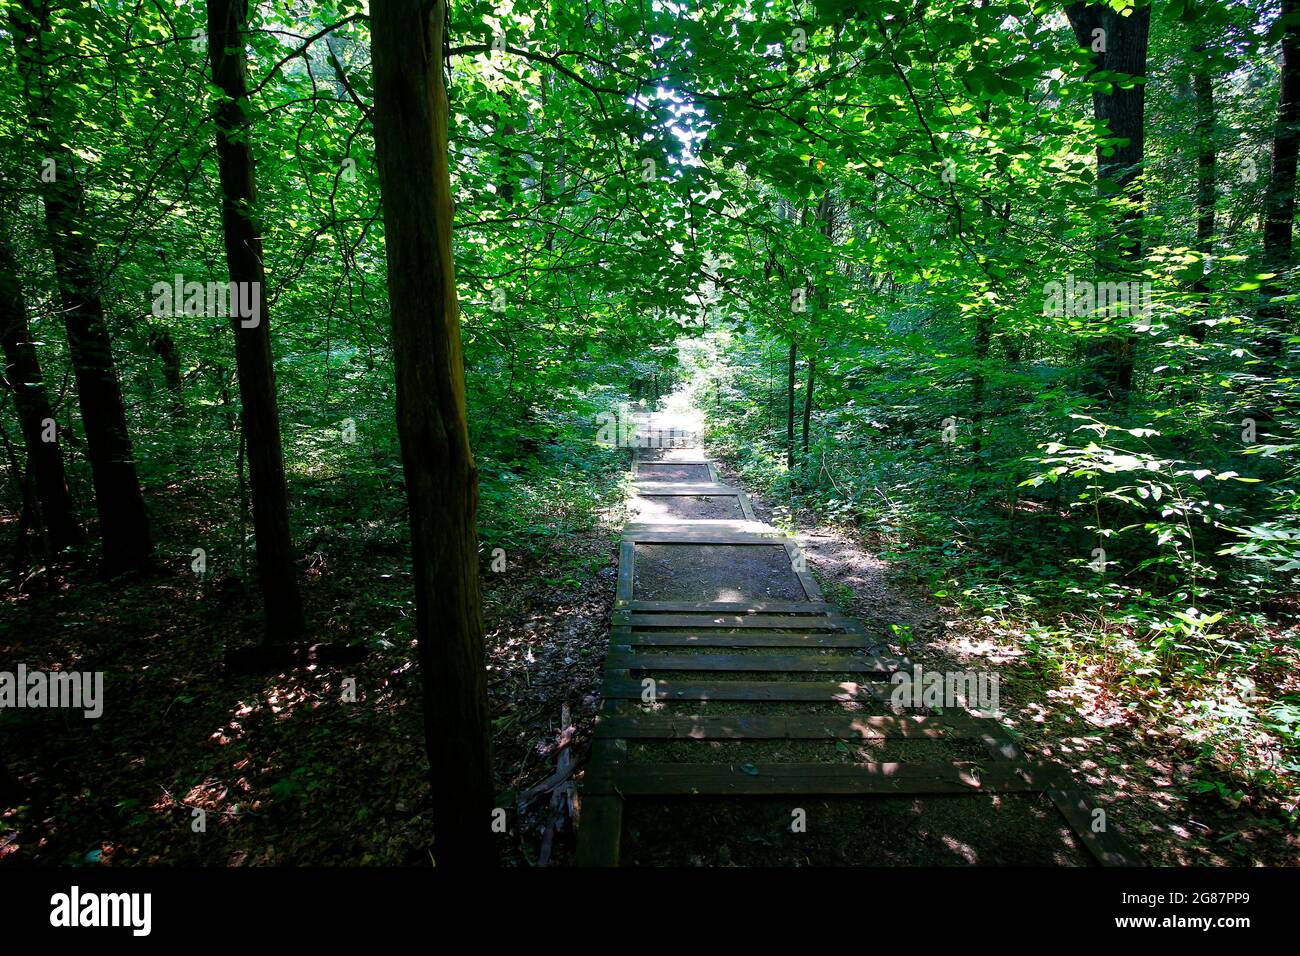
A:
[615,541,635,604]
[628,600,837,614]
[576,733,626,866]
[623,530,789,544]
[927,710,1140,866]
[784,541,823,601]
[608,651,902,674]
[622,631,868,648]
[1046,788,1140,867]
[603,676,889,702]
[736,492,758,521]
[595,713,959,740]
[625,613,860,630]
[584,761,1043,796]
[623,520,772,535]
[574,794,623,866]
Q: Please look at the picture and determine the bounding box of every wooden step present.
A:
[623,530,790,544]
[621,631,869,648]
[603,677,889,702]
[623,613,860,631]
[608,650,902,674]
[625,600,839,614]
[595,713,957,740]
[583,760,1044,796]
[624,520,774,534]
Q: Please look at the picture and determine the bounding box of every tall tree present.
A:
[371,0,496,866]
[1191,40,1216,343]
[1065,1,1152,403]
[1259,0,1300,366]
[207,0,304,640]
[0,223,82,553]
[12,0,152,574]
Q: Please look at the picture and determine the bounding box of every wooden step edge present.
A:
[583,760,1044,796]
[607,651,905,674]
[593,712,962,740]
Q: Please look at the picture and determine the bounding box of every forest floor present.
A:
[0,472,625,867]
[2,398,1296,866]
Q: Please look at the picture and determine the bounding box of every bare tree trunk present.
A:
[1065,2,1151,403]
[207,0,304,641]
[1259,0,1300,367]
[371,0,496,867]
[786,338,797,471]
[13,0,152,574]
[0,227,82,553]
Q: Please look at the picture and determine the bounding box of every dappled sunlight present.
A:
[2,0,1296,878]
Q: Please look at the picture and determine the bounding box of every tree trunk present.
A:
[371,0,496,867]
[13,0,152,574]
[786,338,797,471]
[1191,48,1216,344]
[207,0,304,641]
[970,306,993,456]
[149,328,185,417]
[0,228,82,553]
[1065,2,1151,403]
[801,348,815,457]
[1259,0,1300,366]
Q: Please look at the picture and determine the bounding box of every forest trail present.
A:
[576,409,1136,867]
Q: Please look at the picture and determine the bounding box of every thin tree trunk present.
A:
[1065,2,1151,403]
[1190,50,1215,344]
[786,337,797,471]
[801,348,815,458]
[13,0,152,574]
[149,328,185,418]
[0,227,82,552]
[971,307,992,457]
[1259,0,1300,366]
[371,0,496,867]
[207,0,304,641]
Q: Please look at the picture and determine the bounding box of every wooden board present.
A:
[584,761,1043,796]
[594,712,957,740]
[1046,788,1139,867]
[608,651,902,674]
[603,676,889,702]
[574,794,623,866]
[623,520,773,534]
[628,600,839,614]
[615,540,635,605]
[621,631,869,648]
[623,529,790,544]
[624,613,860,631]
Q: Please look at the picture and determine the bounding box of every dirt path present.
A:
[574,410,1131,866]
